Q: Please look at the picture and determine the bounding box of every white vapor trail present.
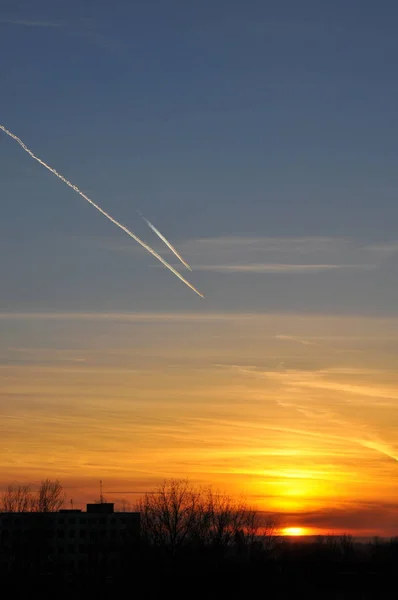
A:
[0,125,204,298]
[138,211,192,271]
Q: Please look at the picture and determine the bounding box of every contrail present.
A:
[0,124,204,298]
[138,211,192,271]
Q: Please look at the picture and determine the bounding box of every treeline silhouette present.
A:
[1,479,64,512]
[1,478,397,599]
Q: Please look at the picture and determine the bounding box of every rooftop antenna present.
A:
[100,480,104,504]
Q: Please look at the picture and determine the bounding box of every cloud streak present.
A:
[95,233,398,283]
[273,502,398,534]
[0,125,204,298]
[139,212,192,271]
[194,263,374,273]
[365,241,398,258]
[174,235,396,276]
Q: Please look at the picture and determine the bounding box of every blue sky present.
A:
[1,0,398,313]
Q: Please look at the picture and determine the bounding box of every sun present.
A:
[282,527,306,537]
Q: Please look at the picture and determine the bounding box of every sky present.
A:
[1,0,398,537]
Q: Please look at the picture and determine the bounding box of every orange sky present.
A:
[1,312,397,537]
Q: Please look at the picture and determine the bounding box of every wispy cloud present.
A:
[179,236,395,275]
[188,235,345,251]
[183,236,350,262]
[365,241,398,258]
[0,311,263,322]
[1,310,398,531]
[275,398,398,463]
[90,234,398,278]
[95,235,351,258]
[2,312,398,329]
[275,335,316,346]
[237,366,398,402]
[194,263,374,274]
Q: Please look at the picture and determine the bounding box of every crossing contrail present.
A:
[138,211,192,271]
[0,124,204,298]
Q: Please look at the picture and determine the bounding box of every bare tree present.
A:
[137,479,202,554]
[34,479,65,512]
[0,484,34,512]
[259,514,279,556]
[198,489,249,548]
[338,534,355,559]
[1,479,65,513]
[136,479,265,556]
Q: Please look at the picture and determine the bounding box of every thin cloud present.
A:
[183,236,350,263]
[274,334,316,346]
[275,397,398,463]
[288,374,398,402]
[194,263,374,273]
[240,366,398,402]
[358,439,398,463]
[180,235,398,274]
[2,311,398,327]
[273,503,398,534]
[365,241,398,258]
[100,235,351,258]
[0,311,262,322]
[189,236,344,251]
[91,234,398,275]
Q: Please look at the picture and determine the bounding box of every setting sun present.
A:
[282,527,307,537]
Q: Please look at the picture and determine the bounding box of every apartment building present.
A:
[0,502,140,571]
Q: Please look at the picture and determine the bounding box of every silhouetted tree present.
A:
[196,488,256,549]
[338,534,355,560]
[0,484,34,512]
[136,479,264,556]
[137,479,202,554]
[34,479,65,512]
[0,479,65,513]
[258,514,279,556]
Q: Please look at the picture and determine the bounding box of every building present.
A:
[0,503,140,572]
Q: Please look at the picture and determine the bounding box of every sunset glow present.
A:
[282,527,307,537]
[1,312,398,537]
